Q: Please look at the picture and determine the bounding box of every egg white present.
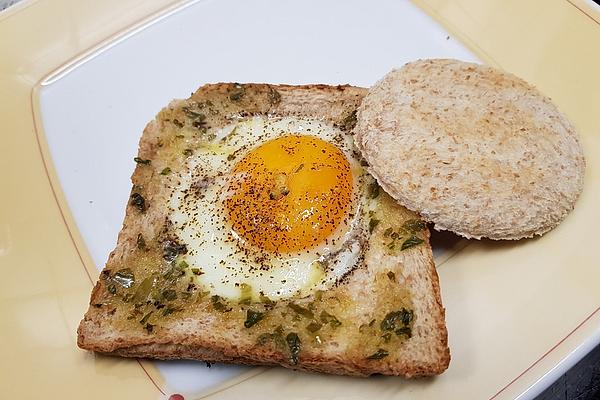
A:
[167,117,369,301]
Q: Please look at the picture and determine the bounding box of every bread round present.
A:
[355,59,585,240]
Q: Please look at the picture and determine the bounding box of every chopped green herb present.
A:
[259,294,274,305]
[140,311,153,325]
[268,86,281,105]
[160,167,172,175]
[288,303,314,319]
[227,154,235,161]
[162,289,177,301]
[395,326,412,338]
[256,326,286,350]
[384,228,393,237]
[369,218,380,233]
[183,148,193,157]
[211,295,231,312]
[136,233,146,250]
[127,308,143,320]
[313,290,324,302]
[381,332,392,343]
[107,283,117,295]
[193,120,207,130]
[239,283,253,304]
[319,311,341,328]
[133,276,154,303]
[186,282,196,292]
[403,219,426,233]
[401,235,424,251]
[269,173,290,200]
[229,84,245,101]
[220,126,238,143]
[134,157,151,165]
[182,106,206,121]
[191,268,203,276]
[286,332,301,365]
[162,306,182,316]
[306,322,322,333]
[256,333,272,346]
[180,291,193,300]
[113,268,135,288]
[162,240,187,262]
[294,163,304,173]
[366,349,389,360]
[368,182,380,199]
[380,309,413,331]
[244,310,265,328]
[314,260,328,271]
[178,260,189,269]
[162,263,186,284]
[130,192,146,212]
[340,110,357,131]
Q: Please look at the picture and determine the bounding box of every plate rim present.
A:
[3,0,600,398]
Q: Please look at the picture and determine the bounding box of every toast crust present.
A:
[77,83,449,377]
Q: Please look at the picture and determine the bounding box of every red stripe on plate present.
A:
[488,305,600,400]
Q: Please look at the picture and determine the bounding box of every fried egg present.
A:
[168,117,372,301]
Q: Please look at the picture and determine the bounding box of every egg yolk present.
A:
[225,135,353,253]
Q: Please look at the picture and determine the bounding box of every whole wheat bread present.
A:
[355,59,585,240]
[77,83,450,377]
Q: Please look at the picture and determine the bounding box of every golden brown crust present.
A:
[77,83,449,377]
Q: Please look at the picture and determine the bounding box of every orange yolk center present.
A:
[225,135,353,253]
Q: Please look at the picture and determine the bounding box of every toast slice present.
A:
[77,83,450,377]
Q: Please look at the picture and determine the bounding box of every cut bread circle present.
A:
[355,59,586,240]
